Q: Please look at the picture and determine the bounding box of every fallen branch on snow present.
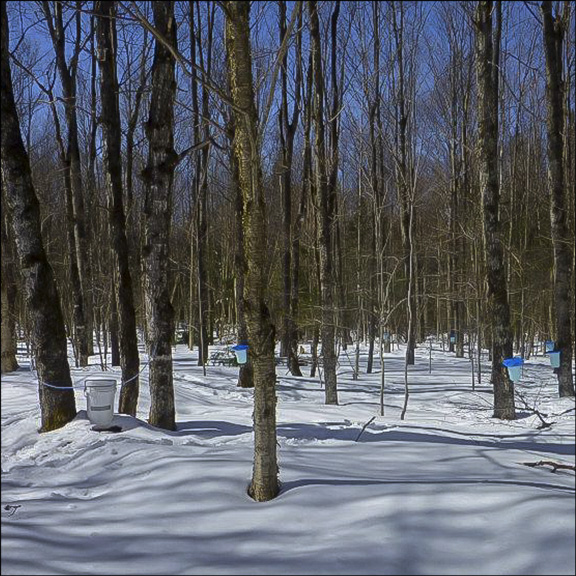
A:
[515,391,553,429]
[3,504,21,517]
[355,416,376,442]
[523,460,576,473]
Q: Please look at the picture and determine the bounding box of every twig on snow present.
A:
[523,460,575,473]
[515,390,553,429]
[355,416,376,442]
[3,504,21,517]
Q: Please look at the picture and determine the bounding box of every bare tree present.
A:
[1,1,76,430]
[229,116,254,389]
[278,0,303,376]
[95,0,141,415]
[475,0,515,419]
[190,0,214,367]
[541,1,574,398]
[391,0,417,366]
[41,0,94,365]
[224,0,280,501]
[309,0,338,405]
[1,186,19,373]
[142,1,177,430]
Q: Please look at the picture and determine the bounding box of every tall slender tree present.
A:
[95,0,141,415]
[1,1,76,431]
[41,1,94,365]
[225,0,280,501]
[278,0,303,377]
[142,1,178,430]
[190,1,214,367]
[475,0,515,419]
[309,0,338,405]
[1,187,19,374]
[391,0,417,366]
[541,0,575,398]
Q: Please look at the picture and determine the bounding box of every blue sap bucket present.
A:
[231,344,249,365]
[545,341,555,353]
[502,357,524,382]
[548,351,561,369]
[450,336,456,344]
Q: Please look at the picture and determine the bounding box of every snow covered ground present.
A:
[2,343,575,575]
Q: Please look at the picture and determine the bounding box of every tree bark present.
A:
[42,1,94,365]
[142,1,177,431]
[289,49,315,380]
[225,0,279,501]
[1,3,76,430]
[228,117,253,389]
[391,0,416,366]
[95,0,141,415]
[475,0,515,419]
[191,1,213,367]
[1,191,19,373]
[308,0,338,405]
[278,0,303,377]
[541,1,574,398]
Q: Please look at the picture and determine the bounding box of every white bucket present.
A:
[231,344,249,365]
[549,351,561,369]
[85,378,117,428]
[234,348,248,364]
[507,365,522,382]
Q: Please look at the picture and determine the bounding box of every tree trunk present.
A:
[229,118,253,389]
[225,0,279,502]
[278,1,303,377]
[109,297,120,367]
[1,194,19,373]
[42,0,94,365]
[309,0,338,405]
[392,0,416,366]
[191,2,213,367]
[142,1,177,431]
[475,0,515,419]
[288,49,314,380]
[541,1,575,398]
[449,47,464,359]
[95,0,141,415]
[1,3,76,430]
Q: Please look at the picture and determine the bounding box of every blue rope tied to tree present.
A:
[39,342,159,391]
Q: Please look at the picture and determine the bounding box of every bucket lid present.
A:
[84,378,117,388]
[502,357,523,368]
[231,344,249,351]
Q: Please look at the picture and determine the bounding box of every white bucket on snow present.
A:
[84,378,117,428]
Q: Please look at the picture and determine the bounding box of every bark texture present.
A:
[95,0,141,415]
[278,0,303,377]
[391,0,416,366]
[475,0,515,419]
[229,119,254,389]
[541,1,574,398]
[225,0,279,501]
[1,194,19,373]
[42,0,94,364]
[1,3,76,430]
[142,1,177,430]
[309,0,338,405]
